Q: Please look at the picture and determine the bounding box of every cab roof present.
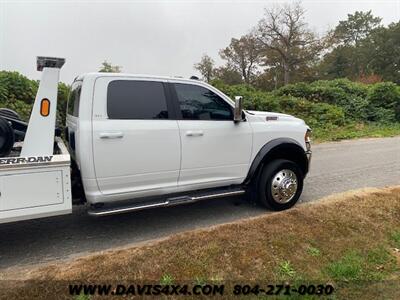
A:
[74,72,202,84]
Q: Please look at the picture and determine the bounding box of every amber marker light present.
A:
[40,98,50,117]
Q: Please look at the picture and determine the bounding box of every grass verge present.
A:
[313,122,400,142]
[1,187,399,299]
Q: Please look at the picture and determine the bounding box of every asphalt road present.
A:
[0,136,399,271]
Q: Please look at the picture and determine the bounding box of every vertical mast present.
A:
[21,57,65,157]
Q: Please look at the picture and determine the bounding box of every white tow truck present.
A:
[0,57,311,224]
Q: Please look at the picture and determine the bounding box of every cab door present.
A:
[171,82,253,190]
[92,77,181,198]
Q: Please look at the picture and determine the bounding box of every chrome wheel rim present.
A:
[271,169,298,204]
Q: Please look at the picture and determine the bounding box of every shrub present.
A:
[336,95,369,121]
[275,96,345,128]
[212,82,271,111]
[57,82,71,128]
[273,82,313,99]
[0,71,38,104]
[0,71,70,127]
[367,82,400,122]
[276,79,369,102]
[214,82,346,128]
[326,78,369,98]
[275,79,370,121]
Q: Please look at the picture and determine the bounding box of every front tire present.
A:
[258,159,303,211]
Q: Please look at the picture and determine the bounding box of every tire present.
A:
[0,117,15,157]
[257,159,303,211]
[0,108,21,120]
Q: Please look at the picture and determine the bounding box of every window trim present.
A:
[106,79,176,120]
[169,82,234,121]
[163,82,180,120]
[67,80,83,117]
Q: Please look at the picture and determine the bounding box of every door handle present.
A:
[99,132,124,139]
[185,130,204,137]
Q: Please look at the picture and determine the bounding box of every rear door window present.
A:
[107,80,169,120]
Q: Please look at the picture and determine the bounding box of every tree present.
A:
[194,54,215,82]
[99,60,122,73]
[333,10,382,45]
[319,11,391,81]
[214,66,243,85]
[366,22,400,84]
[252,71,279,91]
[318,45,354,79]
[219,34,261,84]
[255,2,323,85]
[329,11,381,78]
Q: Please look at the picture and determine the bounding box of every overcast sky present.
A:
[0,0,399,83]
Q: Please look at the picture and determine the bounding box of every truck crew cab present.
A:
[0,57,311,224]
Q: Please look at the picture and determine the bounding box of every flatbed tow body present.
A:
[0,57,72,224]
[0,137,72,224]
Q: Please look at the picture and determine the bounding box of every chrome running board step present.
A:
[88,187,245,217]
[167,189,245,204]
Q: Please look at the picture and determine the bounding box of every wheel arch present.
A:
[244,138,308,186]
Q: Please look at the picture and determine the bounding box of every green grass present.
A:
[160,273,174,285]
[193,276,207,286]
[74,294,91,300]
[326,246,396,282]
[306,246,321,257]
[278,260,296,278]
[326,251,364,281]
[367,246,391,266]
[324,245,399,299]
[389,230,400,248]
[313,122,400,142]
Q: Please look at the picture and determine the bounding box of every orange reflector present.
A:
[40,98,50,117]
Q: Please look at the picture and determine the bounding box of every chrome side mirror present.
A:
[234,96,244,122]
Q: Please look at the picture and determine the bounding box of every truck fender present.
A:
[244,138,308,185]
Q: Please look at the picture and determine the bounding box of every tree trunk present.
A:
[283,61,290,85]
[242,68,248,84]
